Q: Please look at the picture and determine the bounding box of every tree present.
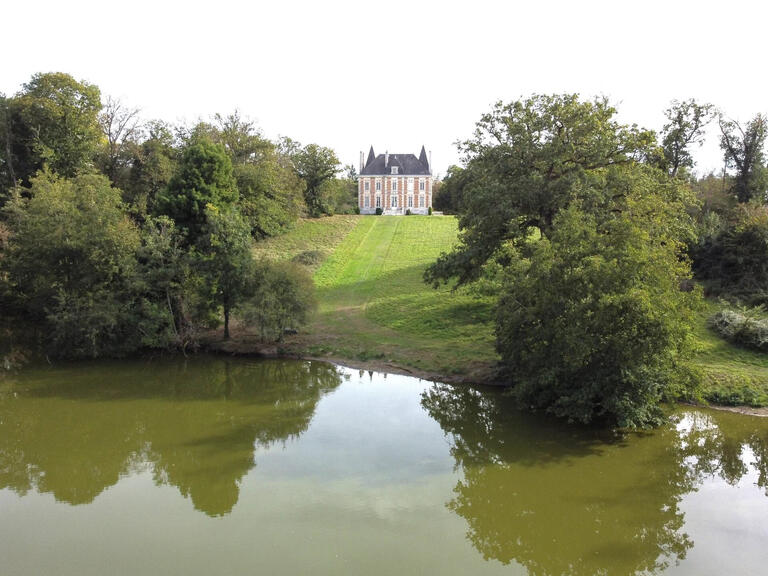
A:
[0,94,16,204]
[9,72,102,182]
[1,171,141,357]
[424,94,655,287]
[661,99,715,177]
[125,120,179,216]
[432,165,468,214]
[719,114,768,203]
[240,260,315,342]
[212,111,271,164]
[197,113,304,237]
[495,167,700,427]
[97,96,140,187]
[235,159,304,237]
[292,143,340,216]
[157,139,237,242]
[198,205,253,339]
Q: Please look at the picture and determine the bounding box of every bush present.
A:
[709,307,768,351]
[239,261,315,342]
[406,209,412,216]
[428,206,433,215]
[496,202,700,428]
[375,207,383,216]
[291,250,325,267]
[1,172,143,358]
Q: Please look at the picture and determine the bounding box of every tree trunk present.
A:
[224,306,230,340]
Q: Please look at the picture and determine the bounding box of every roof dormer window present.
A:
[391,166,398,175]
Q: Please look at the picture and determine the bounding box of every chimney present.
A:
[385,151,389,167]
[359,151,364,173]
[429,151,432,175]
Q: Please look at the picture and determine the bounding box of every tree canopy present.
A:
[426,94,701,426]
[157,139,238,242]
[8,72,102,183]
[292,143,340,217]
[719,114,768,203]
[425,94,655,287]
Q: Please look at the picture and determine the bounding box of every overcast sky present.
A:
[3,0,765,177]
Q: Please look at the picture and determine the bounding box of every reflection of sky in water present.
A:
[2,359,768,575]
[252,370,452,484]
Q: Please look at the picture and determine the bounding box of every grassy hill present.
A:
[254,215,498,380]
[254,215,768,404]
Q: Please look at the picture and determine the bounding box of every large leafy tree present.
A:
[197,205,253,339]
[719,114,768,203]
[495,167,700,427]
[292,143,340,216]
[200,113,304,237]
[425,95,699,426]
[424,94,654,287]
[1,172,141,357]
[125,120,179,216]
[7,72,102,182]
[660,99,715,178]
[157,139,237,242]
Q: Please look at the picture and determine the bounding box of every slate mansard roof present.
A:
[360,146,431,176]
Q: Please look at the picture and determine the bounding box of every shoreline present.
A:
[204,337,768,417]
[204,336,505,387]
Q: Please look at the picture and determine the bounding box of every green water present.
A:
[1,357,767,575]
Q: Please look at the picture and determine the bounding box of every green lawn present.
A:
[271,215,497,379]
[693,300,768,406]
[252,215,362,269]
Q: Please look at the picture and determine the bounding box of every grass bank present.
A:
[693,300,768,407]
[254,215,498,381]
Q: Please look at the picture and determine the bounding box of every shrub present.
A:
[239,261,316,342]
[291,250,325,267]
[428,206,433,215]
[375,207,383,216]
[406,209,412,216]
[709,307,768,351]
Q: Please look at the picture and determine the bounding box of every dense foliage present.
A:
[496,171,700,427]
[2,172,141,357]
[0,72,326,359]
[428,95,702,427]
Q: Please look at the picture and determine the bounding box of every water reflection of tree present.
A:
[676,409,768,493]
[0,358,341,516]
[421,384,751,576]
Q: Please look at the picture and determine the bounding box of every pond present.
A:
[1,357,767,575]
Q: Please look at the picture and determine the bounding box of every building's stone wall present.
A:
[359,175,432,215]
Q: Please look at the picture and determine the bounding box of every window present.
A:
[407,178,414,193]
[391,195,398,208]
[391,166,398,174]
[376,195,381,208]
[419,194,425,208]
[364,180,370,191]
[419,179,425,191]
[408,195,413,208]
[375,180,381,191]
[392,178,398,192]
[364,196,370,208]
